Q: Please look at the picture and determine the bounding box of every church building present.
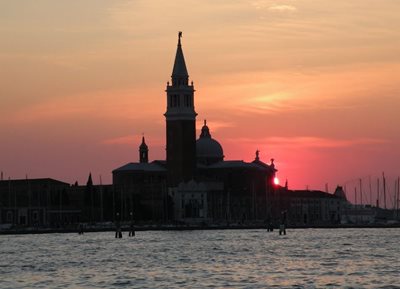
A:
[113,33,277,224]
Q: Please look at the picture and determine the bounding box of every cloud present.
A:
[101,134,164,146]
[268,5,297,12]
[101,135,138,145]
[225,136,388,149]
[8,99,89,123]
[268,137,387,149]
[196,119,234,132]
[3,88,161,124]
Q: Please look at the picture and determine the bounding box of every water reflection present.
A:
[0,229,399,288]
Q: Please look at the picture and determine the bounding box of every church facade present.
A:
[112,34,277,224]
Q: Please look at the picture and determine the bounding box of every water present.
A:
[0,229,399,288]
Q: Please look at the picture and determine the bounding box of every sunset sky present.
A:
[1,0,399,204]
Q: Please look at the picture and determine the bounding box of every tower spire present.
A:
[171,31,189,86]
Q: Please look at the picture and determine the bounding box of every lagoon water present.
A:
[0,228,399,288]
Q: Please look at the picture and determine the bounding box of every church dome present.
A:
[196,120,224,165]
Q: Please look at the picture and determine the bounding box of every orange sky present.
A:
[1,0,399,204]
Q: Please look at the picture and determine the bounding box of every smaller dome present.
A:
[196,120,224,165]
[196,138,223,158]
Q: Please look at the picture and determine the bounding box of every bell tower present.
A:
[139,136,148,163]
[164,32,197,186]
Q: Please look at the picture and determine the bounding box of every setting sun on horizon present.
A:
[1,0,400,202]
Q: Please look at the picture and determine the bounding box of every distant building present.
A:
[0,177,114,227]
[341,204,376,224]
[0,178,74,227]
[112,158,168,221]
[68,175,114,223]
[276,188,346,226]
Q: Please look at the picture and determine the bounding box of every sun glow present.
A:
[274,177,280,186]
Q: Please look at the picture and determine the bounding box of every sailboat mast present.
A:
[355,187,357,205]
[397,177,400,219]
[369,176,372,206]
[393,179,397,210]
[396,177,399,212]
[377,178,380,208]
[354,187,358,224]
[99,175,104,222]
[383,172,387,209]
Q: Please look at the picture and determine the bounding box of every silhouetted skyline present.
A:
[1,1,399,195]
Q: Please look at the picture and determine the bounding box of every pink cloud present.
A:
[101,135,138,145]
[101,134,164,146]
[225,136,388,149]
